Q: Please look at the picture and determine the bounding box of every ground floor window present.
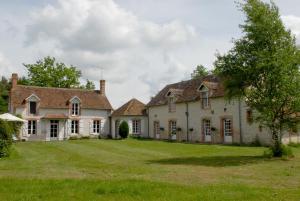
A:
[50,120,59,138]
[28,120,36,135]
[169,120,177,135]
[203,119,211,136]
[115,120,120,136]
[132,119,141,134]
[223,119,232,136]
[154,121,160,136]
[71,120,79,134]
[93,120,101,134]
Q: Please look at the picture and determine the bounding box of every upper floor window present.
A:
[246,109,253,123]
[29,101,37,115]
[201,91,209,109]
[168,97,176,112]
[72,103,79,116]
[132,119,141,134]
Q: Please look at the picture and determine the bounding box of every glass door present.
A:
[50,120,59,139]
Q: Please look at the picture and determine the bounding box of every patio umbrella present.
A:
[0,113,26,122]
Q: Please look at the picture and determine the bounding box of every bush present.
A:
[264,144,294,159]
[119,121,129,139]
[0,120,13,158]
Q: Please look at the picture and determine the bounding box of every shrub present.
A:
[288,142,300,148]
[0,120,13,158]
[264,144,294,159]
[119,121,129,139]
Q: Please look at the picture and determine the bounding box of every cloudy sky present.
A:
[0,0,299,108]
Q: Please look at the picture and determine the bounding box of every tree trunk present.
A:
[271,128,282,157]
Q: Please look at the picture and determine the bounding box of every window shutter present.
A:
[67,119,71,136]
[79,119,84,135]
[100,119,105,134]
[23,122,28,137]
[89,120,93,134]
[36,120,41,136]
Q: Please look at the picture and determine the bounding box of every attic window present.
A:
[168,97,176,112]
[72,103,79,116]
[29,101,37,115]
[167,91,171,96]
[201,91,209,109]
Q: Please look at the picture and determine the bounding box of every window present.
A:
[223,119,232,136]
[93,120,101,134]
[115,120,120,136]
[201,91,209,109]
[246,109,253,123]
[169,120,177,135]
[72,103,79,116]
[168,97,176,112]
[29,101,37,115]
[28,120,36,135]
[50,120,59,138]
[154,121,160,136]
[203,119,211,136]
[71,120,79,134]
[132,120,141,134]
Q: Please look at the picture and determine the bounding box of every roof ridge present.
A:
[16,84,96,92]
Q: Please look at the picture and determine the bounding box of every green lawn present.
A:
[0,139,300,201]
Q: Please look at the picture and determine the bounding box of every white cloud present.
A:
[25,0,198,107]
[282,15,300,43]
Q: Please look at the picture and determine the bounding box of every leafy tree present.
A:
[85,79,95,90]
[214,0,300,157]
[0,77,10,113]
[191,65,209,79]
[0,120,13,158]
[118,121,129,139]
[23,56,82,88]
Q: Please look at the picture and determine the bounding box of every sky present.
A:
[0,0,299,108]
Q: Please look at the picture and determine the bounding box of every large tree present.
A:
[214,0,300,156]
[23,56,82,88]
[191,65,209,79]
[0,77,10,113]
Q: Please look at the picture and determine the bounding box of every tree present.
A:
[118,121,129,139]
[0,77,10,113]
[85,79,95,90]
[0,120,13,158]
[214,0,300,157]
[23,56,82,88]
[191,65,209,79]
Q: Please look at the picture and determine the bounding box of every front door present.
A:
[50,120,59,140]
[223,119,233,143]
[203,119,211,142]
[154,121,160,139]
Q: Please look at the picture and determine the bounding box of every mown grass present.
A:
[0,139,300,201]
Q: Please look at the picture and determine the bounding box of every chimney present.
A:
[11,73,18,88]
[100,80,105,95]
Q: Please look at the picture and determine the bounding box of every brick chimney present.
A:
[100,80,105,95]
[11,73,18,88]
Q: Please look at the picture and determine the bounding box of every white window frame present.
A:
[71,120,79,134]
[169,120,177,135]
[132,119,141,134]
[168,97,176,112]
[93,120,101,134]
[72,103,80,116]
[224,119,232,136]
[154,121,160,135]
[28,120,36,135]
[203,119,211,136]
[201,91,209,109]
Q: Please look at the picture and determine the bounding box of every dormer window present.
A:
[168,97,176,112]
[201,91,209,108]
[70,96,81,116]
[72,103,79,116]
[26,94,40,115]
[198,84,210,109]
[29,101,37,115]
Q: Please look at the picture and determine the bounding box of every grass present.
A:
[0,139,300,201]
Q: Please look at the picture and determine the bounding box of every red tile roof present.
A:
[112,98,146,116]
[147,75,224,107]
[10,85,113,110]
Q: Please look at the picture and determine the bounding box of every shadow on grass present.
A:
[148,155,268,167]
